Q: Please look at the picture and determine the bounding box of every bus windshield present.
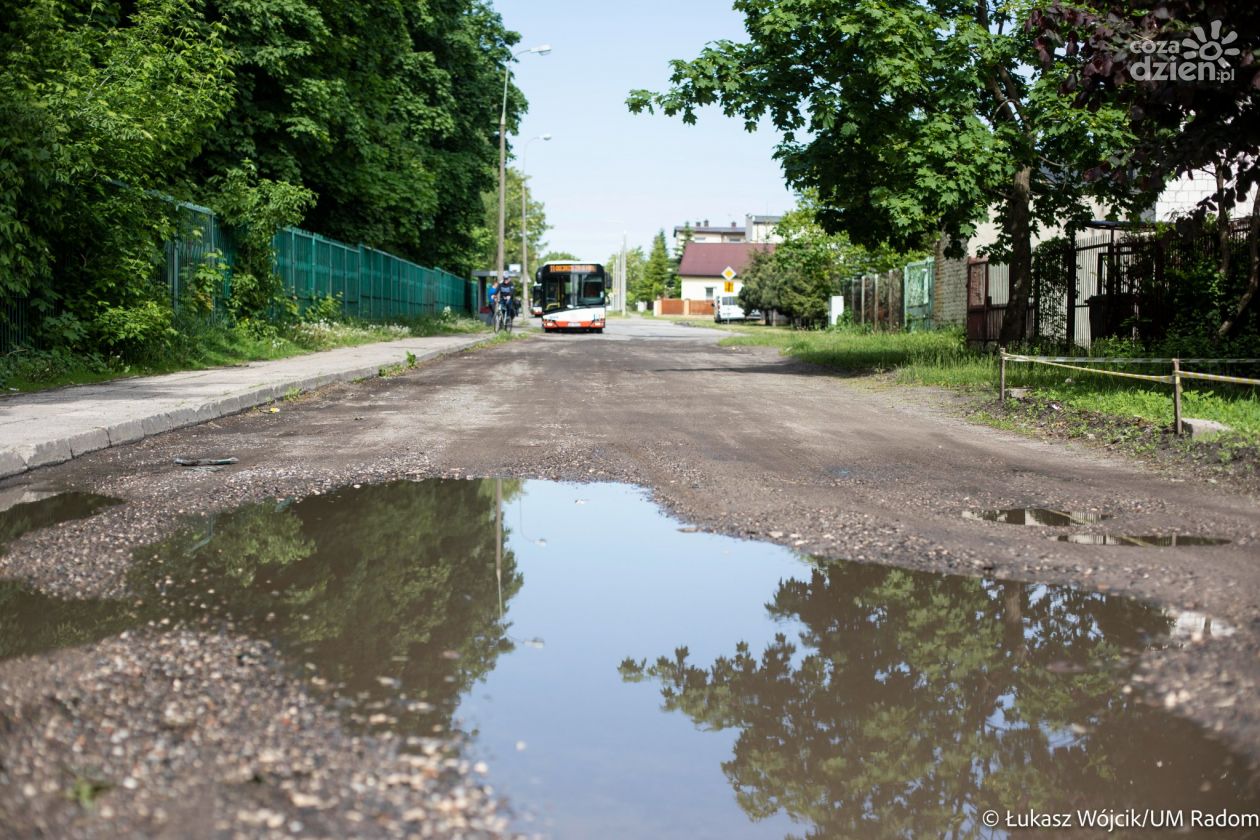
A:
[538,264,606,312]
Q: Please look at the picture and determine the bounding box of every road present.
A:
[3,315,1258,836]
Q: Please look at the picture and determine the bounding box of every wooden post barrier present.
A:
[999,347,1007,402]
[1172,358,1183,436]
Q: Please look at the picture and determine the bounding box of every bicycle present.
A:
[494,293,515,334]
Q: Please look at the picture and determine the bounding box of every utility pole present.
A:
[495,46,549,308]
[620,233,628,314]
[521,134,551,315]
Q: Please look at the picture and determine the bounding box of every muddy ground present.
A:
[2,317,1258,835]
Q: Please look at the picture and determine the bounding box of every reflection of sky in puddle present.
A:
[465,483,1257,839]
[1,481,1257,839]
[460,482,808,838]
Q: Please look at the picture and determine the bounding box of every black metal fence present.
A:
[969,219,1257,351]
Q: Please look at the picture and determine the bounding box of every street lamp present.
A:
[496,45,550,309]
[521,133,552,312]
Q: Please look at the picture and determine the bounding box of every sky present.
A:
[493,0,797,262]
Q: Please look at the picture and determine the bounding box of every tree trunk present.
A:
[1218,186,1260,338]
[998,166,1034,346]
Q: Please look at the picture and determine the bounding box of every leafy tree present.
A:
[622,560,1249,839]
[734,249,778,318]
[0,0,232,351]
[478,167,550,274]
[642,230,674,300]
[0,0,529,363]
[209,162,316,318]
[191,0,523,276]
[672,224,694,296]
[628,0,1137,345]
[609,246,647,305]
[540,250,579,264]
[738,202,915,326]
[1030,2,1260,337]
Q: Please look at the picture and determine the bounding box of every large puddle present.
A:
[2,480,1258,838]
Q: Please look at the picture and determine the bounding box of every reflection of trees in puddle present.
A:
[2,480,522,739]
[621,561,1257,839]
[0,581,141,661]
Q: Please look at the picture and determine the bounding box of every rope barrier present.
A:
[1002,355,1260,365]
[999,350,1260,436]
[1178,370,1260,386]
[1004,357,1174,383]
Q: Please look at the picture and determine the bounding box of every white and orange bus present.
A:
[536,261,607,333]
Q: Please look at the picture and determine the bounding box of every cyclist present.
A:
[494,277,518,318]
[490,276,518,330]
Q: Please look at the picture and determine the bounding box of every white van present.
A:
[714,295,757,323]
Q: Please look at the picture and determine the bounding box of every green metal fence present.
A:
[0,202,472,352]
[1,297,32,351]
[163,201,234,316]
[274,228,471,320]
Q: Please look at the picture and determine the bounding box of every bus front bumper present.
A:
[543,319,605,330]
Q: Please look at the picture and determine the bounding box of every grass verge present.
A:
[722,327,1260,442]
[0,314,489,393]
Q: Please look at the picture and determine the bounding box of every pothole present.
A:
[2,479,1255,836]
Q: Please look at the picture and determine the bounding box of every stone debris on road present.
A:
[0,630,511,839]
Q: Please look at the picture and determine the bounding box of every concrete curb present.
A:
[0,335,493,480]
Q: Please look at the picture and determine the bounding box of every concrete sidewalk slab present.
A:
[0,333,491,479]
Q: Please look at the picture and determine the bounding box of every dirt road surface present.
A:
[3,317,1258,835]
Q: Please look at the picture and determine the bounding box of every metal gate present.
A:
[903,259,934,331]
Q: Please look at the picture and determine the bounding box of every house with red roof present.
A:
[676,241,775,302]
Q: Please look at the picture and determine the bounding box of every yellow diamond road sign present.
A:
[721,266,737,282]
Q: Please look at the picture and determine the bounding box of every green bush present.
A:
[92,301,177,360]
[301,294,344,324]
[0,347,114,390]
[186,251,229,315]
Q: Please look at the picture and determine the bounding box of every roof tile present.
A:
[677,242,775,278]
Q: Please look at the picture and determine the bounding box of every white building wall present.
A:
[969,197,1113,255]
[745,216,784,244]
[680,277,742,300]
[1152,168,1259,221]
[971,169,1258,255]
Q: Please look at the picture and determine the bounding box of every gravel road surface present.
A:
[3,317,1258,836]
